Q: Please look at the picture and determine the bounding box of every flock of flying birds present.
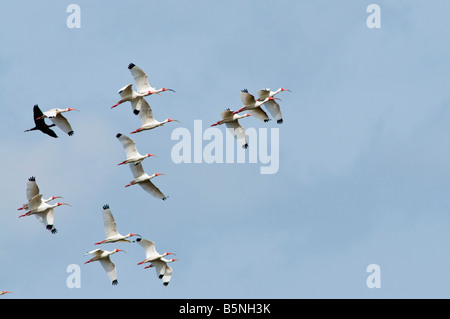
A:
[7,62,290,293]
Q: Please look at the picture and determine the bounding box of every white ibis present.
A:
[211,109,251,149]
[19,194,71,234]
[135,237,176,285]
[125,163,167,200]
[25,105,58,138]
[94,204,141,245]
[130,97,179,134]
[144,258,178,286]
[128,63,175,96]
[36,107,78,136]
[0,291,13,296]
[18,176,62,211]
[111,85,147,115]
[116,133,156,166]
[84,248,125,285]
[257,88,291,124]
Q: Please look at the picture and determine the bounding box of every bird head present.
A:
[114,249,126,254]
[281,88,291,92]
[67,108,79,112]
[162,88,176,93]
[146,153,157,158]
[166,118,180,123]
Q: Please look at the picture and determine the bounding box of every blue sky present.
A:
[1,0,450,298]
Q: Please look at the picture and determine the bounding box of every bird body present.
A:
[25,105,58,138]
[211,109,251,149]
[129,98,178,134]
[84,248,125,285]
[94,204,141,245]
[125,163,167,200]
[234,89,273,122]
[116,133,155,166]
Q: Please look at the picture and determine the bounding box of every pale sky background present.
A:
[1,0,450,299]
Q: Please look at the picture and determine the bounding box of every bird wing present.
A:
[32,105,57,137]
[257,89,271,100]
[130,96,144,114]
[28,194,43,211]
[129,63,154,93]
[248,107,270,122]
[118,84,134,100]
[139,180,167,200]
[220,109,234,121]
[138,98,157,126]
[49,114,74,136]
[240,90,256,107]
[225,120,247,148]
[129,162,146,179]
[99,257,118,284]
[102,205,120,238]
[162,265,173,286]
[117,134,140,159]
[263,99,282,122]
[151,259,167,278]
[26,176,40,201]
[137,238,159,259]
[35,207,54,227]
[40,125,58,138]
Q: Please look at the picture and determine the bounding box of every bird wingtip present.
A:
[103,204,110,210]
[116,133,122,138]
[128,63,135,70]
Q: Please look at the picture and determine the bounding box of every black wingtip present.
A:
[264,119,270,123]
[112,280,118,285]
[277,119,283,124]
[68,131,74,136]
[163,282,169,286]
[128,63,135,69]
[243,143,249,149]
[28,176,36,181]
[116,133,122,138]
[133,109,140,115]
[159,274,164,279]
[241,89,248,93]
[103,204,110,210]
[47,225,57,234]
[136,237,142,242]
